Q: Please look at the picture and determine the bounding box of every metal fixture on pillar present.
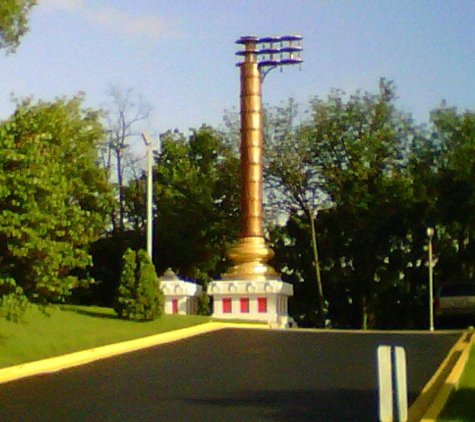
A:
[224,34,303,280]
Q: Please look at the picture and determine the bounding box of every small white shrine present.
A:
[208,278,293,328]
[159,269,202,315]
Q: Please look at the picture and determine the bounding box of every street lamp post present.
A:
[141,132,154,260]
[427,227,435,331]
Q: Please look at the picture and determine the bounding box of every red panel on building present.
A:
[172,299,178,314]
[257,297,267,313]
[222,297,232,313]
[240,297,250,313]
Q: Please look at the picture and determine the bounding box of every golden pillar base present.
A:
[223,236,279,279]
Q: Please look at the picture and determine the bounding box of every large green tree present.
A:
[428,106,475,286]
[0,96,114,311]
[0,0,36,54]
[311,80,420,328]
[264,99,330,327]
[152,126,240,280]
[270,80,425,328]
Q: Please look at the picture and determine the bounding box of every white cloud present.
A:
[84,6,173,40]
[41,0,85,12]
[41,1,177,40]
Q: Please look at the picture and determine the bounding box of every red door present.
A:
[172,299,178,314]
[222,297,232,313]
[240,297,250,313]
[257,297,267,313]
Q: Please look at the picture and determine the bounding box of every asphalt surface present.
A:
[0,328,460,422]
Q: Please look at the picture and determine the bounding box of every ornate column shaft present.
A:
[224,37,277,279]
[209,35,300,327]
[239,40,263,238]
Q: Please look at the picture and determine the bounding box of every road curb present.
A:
[0,321,268,386]
[408,329,474,422]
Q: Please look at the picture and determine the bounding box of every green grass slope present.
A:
[0,305,210,368]
[438,345,475,422]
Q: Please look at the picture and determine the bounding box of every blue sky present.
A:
[1,0,475,140]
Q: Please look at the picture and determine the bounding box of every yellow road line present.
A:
[0,321,268,385]
[408,329,474,422]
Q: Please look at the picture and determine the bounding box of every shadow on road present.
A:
[186,388,380,422]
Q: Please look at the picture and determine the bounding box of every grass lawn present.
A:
[438,345,475,422]
[0,305,210,369]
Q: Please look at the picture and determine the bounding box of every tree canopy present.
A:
[2,74,475,331]
[268,81,428,328]
[152,126,240,280]
[0,0,36,54]
[261,82,475,329]
[0,96,113,313]
[86,125,241,305]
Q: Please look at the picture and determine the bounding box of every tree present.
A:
[114,248,164,321]
[428,106,475,285]
[310,80,427,328]
[87,125,240,306]
[152,126,241,280]
[264,99,330,327]
[0,0,36,54]
[102,86,151,233]
[267,80,427,328]
[0,276,28,322]
[0,96,114,313]
[81,229,143,307]
[269,214,325,327]
[311,80,423,328]
[196,282,211,315]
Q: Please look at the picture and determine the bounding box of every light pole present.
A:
[427,227,435,331]
[141,132,154,260]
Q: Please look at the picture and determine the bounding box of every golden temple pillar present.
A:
[224,36,277,279]
[208,35,302,327]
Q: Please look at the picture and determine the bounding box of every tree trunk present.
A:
[309,208,326,327]
[116,150,125,233]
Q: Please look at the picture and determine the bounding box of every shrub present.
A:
[113,248,164,321]
[0,276,29,322]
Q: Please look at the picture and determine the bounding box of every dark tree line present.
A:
[90,79,475,329]
[266,80,475,329]
[2,73,475,329]
[2,0,475,329]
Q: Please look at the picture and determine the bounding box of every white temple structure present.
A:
[208,278,293,327]
[159,269,202,315]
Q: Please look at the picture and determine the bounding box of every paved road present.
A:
[0,329,460,422]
